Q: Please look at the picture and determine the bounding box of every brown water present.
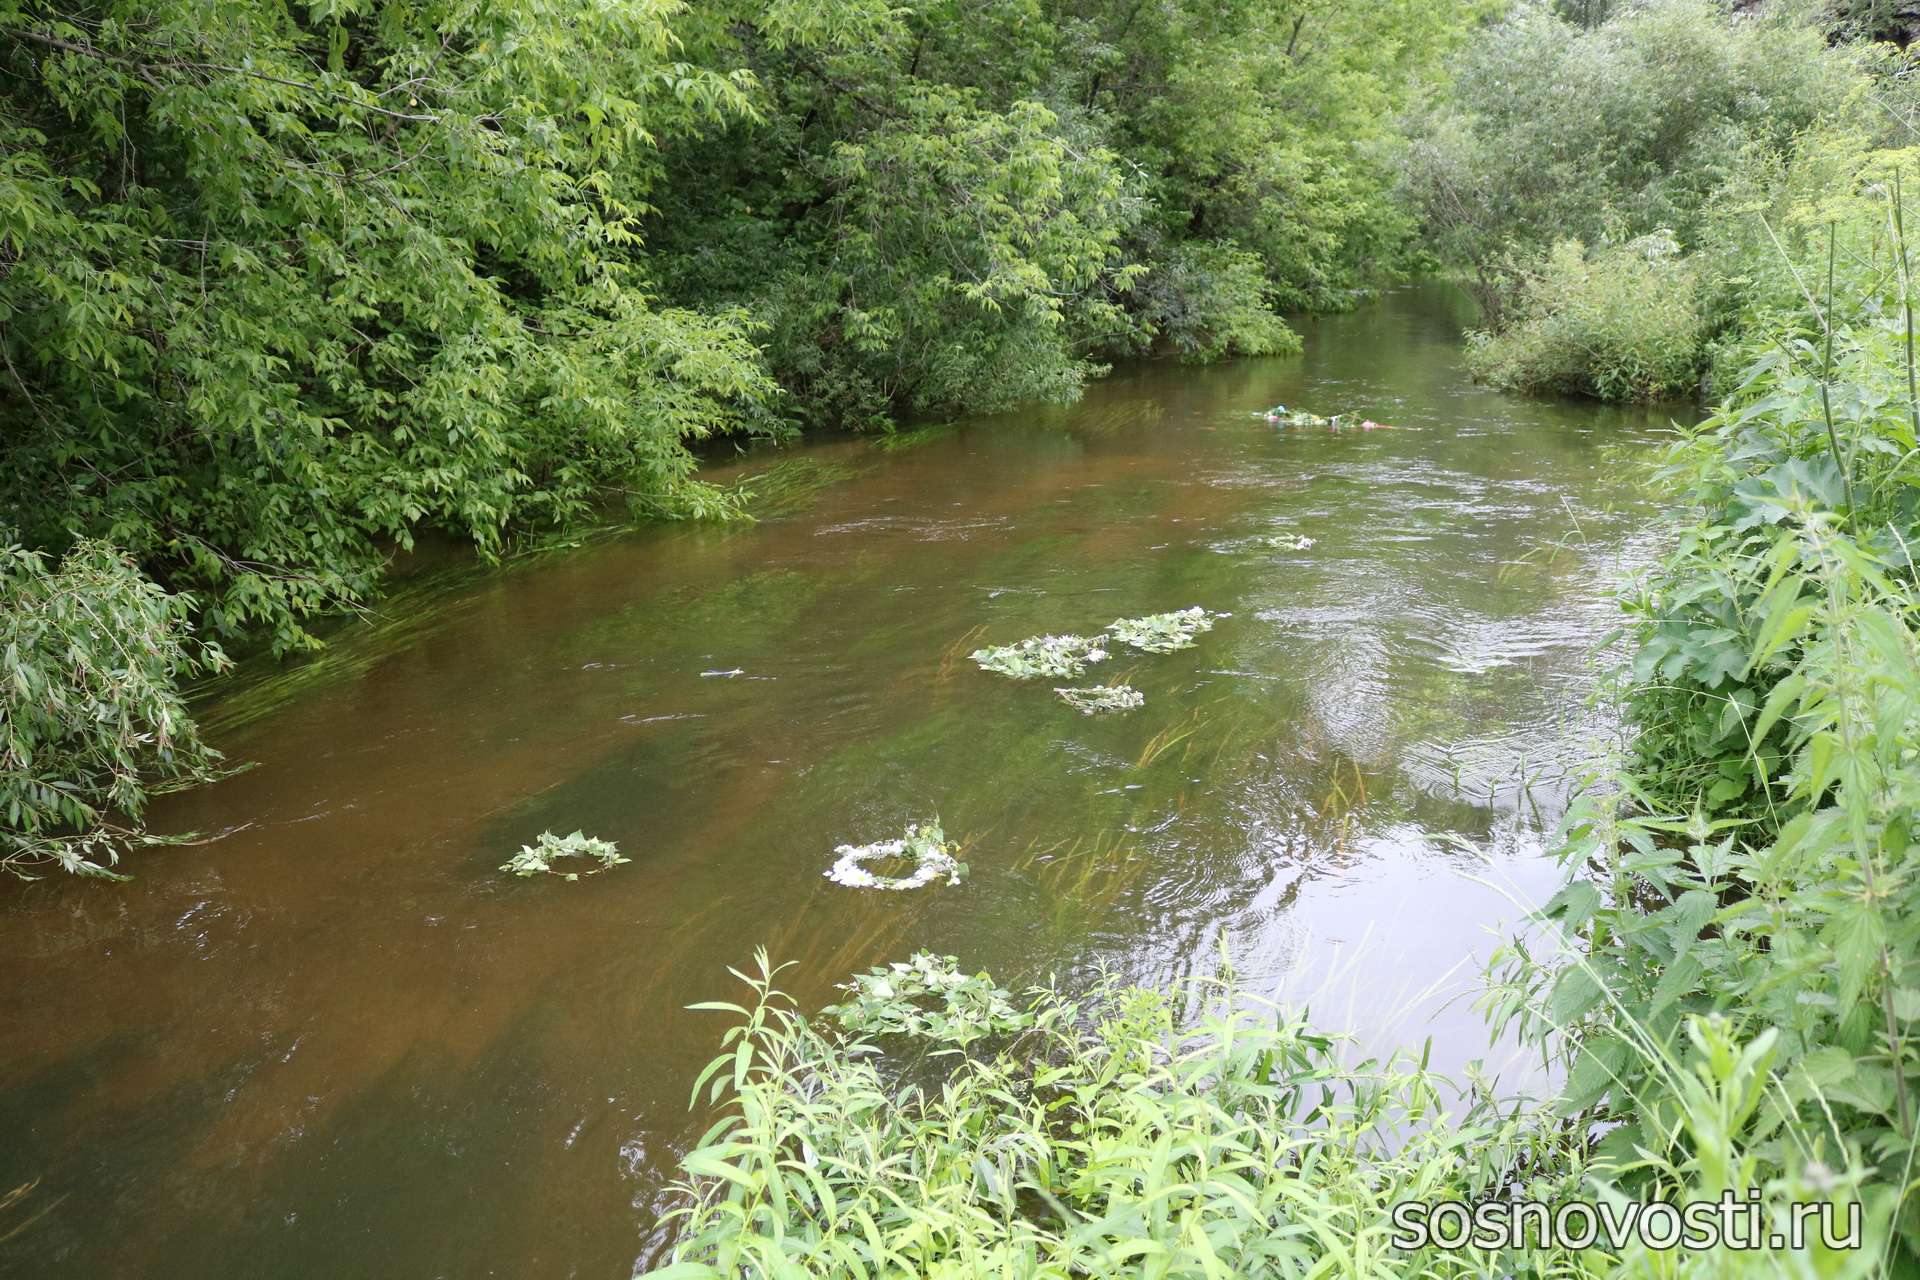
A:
[0,286,1678,1278]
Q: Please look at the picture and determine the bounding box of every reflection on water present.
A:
[0,285,1681,1278]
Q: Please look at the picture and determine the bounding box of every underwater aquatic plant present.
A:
[1105,606,1221,653]
[969,633,1110,679]
[1054,684,1145,714]
[500,830,628,879]
[823,822,965,891]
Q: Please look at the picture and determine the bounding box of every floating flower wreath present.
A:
[970,633,1110,680]
[500,830,627,879]
[824,821,965,891]
[1054,684,1144,714]
[1104,605,1223,654]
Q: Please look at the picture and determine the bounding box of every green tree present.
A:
[0,0,778,654]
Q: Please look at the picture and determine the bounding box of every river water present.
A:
[0,286,1678,1277]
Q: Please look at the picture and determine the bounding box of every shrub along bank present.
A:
[1405,0,1910,405]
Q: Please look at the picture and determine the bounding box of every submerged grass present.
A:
[1011,829,1149,911]
[1134,706,1209,770]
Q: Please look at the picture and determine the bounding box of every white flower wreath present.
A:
[824,821,964,891]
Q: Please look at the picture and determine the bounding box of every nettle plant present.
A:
[500,831,627,880]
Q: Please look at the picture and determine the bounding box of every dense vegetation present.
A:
[0,540,225,876]
[1500,142,1920,1261]
[654,952,1596,1276]
[1407,0,1914,402]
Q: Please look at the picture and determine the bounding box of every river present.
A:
[0,285,1678,1277]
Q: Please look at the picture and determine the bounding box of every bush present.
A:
[656,950,1887,1274]
[1,539,226,878]
[657,88,1146,431]
[1404,0,1858,314]
[1131,241,1301,363]
[1465,237,1707,401]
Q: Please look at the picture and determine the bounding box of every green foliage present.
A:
[500,830,627,879]
[1490,161,1920,1260]
[822,952,1032,1048]
[647,8,1149,430]
[1405,0,1859,328]
[650,0,1482,427]
[0,0,778,654]
[766,89,1146,426]
[1131,240,1300,362]
[1059,0,1483,313]
[0,0,1498,838]
[1,538,225,878]
[1465,235,1708,401]
[2,0,1477,716]
[654,951,1593,1278]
